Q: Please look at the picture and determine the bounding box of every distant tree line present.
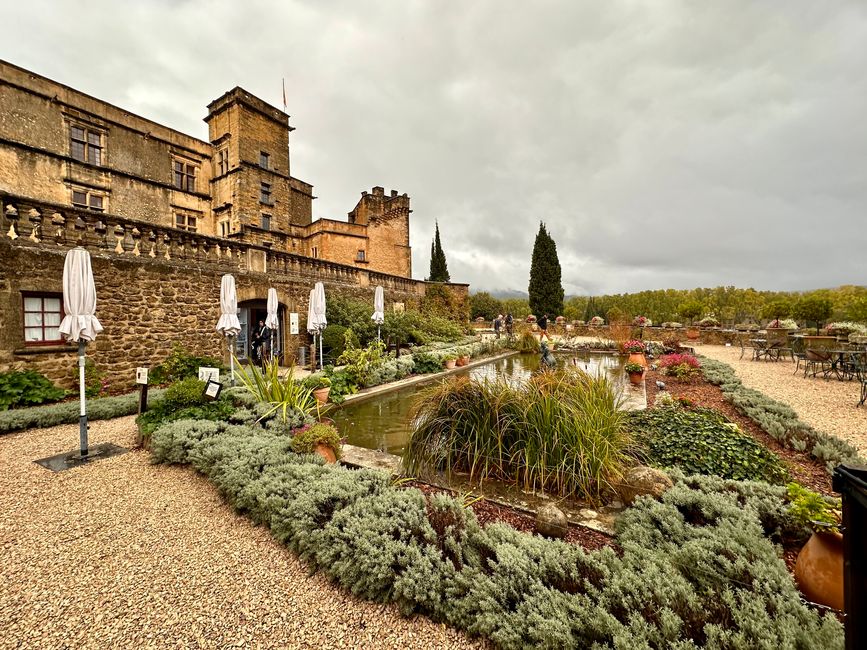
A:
[470,285,867,326]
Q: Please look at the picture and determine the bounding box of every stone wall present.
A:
[0,195,463,391]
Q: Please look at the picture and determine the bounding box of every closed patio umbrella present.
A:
[266,287,279,363]
[372,285,384,341]
[216,274,242,384]
[306,288,319,369]
[58,247,104,457]
[312,282,327,369]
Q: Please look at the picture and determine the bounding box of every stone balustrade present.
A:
[1,192,425,292]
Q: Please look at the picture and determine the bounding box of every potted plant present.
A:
[290,423,342,464]
[624,362,645,386]
[443,354,457,370]
[622,339,647,368]
[789,483,843,610]
[305,375,332,404]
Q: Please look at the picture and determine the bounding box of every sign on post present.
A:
[290,312,299,335]
[198,367,220,383]
[135,367,149,416]
[203,379,223,401]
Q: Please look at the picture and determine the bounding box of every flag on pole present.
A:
[282,78,287,112]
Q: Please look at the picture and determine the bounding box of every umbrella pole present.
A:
[319,331,324,370]
[228,335,235,386]
[78,341,88,457]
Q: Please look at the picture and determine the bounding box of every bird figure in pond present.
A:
[540,341,557,368]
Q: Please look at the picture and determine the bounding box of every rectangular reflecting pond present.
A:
[332,352,626,455]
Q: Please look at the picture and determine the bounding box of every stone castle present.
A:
[0,59,466,388]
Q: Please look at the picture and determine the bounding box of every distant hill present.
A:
[472,288,528,300]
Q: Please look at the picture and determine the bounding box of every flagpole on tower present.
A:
[282,78,287,113]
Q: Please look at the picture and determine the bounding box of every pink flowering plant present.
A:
[632,316,652,327]
[622,339,646,354]
[658,353,702,380]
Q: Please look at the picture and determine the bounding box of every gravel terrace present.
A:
[696,344,867,456]
[0,416,485,650]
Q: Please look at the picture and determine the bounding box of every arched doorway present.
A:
[237,299,285,362]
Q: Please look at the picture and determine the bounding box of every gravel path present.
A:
[697,344,867,455]
[0,417,485,649]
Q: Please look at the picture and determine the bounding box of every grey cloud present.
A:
[3,0,865,295]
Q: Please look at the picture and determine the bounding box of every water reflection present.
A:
[332,352,624,456]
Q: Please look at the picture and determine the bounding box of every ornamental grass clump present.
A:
[233,358,318,422]
[404,367,630,500]
[515,330,539,353]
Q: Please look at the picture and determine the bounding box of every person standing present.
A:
[251,319,270,364]
[505,312,514,337]
[493,314,502,339]
[537,313,550,341]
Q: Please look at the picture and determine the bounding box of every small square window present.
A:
[261,214,271,231]
[173,160,197,192]
[356,250,366,261]
[260,182,272,205]
[175,213,198,232]
[259,152,270,169]
[71,188,105,212]
[22,293,64,345]
[69,124,102,165]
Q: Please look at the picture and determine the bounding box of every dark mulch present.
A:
[406,480,616,553]
[644,367,833,494]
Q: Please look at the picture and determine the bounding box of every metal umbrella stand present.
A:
[34,247,131,472]
[372,285,385,342]
[266,287,279,364]
[57,247,104,458]
[216,274,242,385]
[312,282,327,370]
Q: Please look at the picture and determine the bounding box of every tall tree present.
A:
[427,222,450,282]
[528,222,564,317]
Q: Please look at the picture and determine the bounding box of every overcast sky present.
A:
[3,1,865,295]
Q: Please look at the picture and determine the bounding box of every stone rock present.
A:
[535,504,568,538]
[619,466,673,506]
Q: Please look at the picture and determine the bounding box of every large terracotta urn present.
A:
[686,328,700,340]
[794,531,844,610]
[627,371,644,386]
[627,352,648,368]
[315,443,337,464]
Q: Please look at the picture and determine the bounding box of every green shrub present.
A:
[149,420,843,649]
[627,406,790,484]
[0,370,67,410]
[289,423,342,460]
[786,482,841,534]
[322,367,358,404]
[149,344,223,385]
[411,352,442,374]
[136,378,235,438]
[321,324,349,362]
[700,356,864,472]
[405,368,629,500]
[0,388,165,434]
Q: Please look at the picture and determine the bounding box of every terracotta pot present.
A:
[455,356,468,367]
[444,359,456,370]
[313,387,331,404]
[686,328,700,340]
[794,531,844,610]
[627,352,647,368]
[627,371,644,386]
[314,442,337,464]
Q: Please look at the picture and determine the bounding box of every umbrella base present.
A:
[34,442,128,473]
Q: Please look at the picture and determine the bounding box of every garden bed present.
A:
[644,367,833,494]
[406,480,616,552]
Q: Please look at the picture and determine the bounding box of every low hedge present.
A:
[149,418,842,649]
[0,388,166,434]
[700,356,864,472]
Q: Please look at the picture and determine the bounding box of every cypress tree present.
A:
[528,222,564,317]
[427,222,450,282]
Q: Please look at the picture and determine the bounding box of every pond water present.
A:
[332,352,625,455]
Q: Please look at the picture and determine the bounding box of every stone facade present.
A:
[0,196,468,390]
[0,59,411,277]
